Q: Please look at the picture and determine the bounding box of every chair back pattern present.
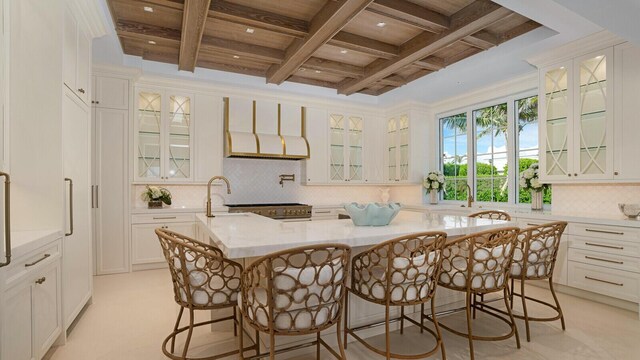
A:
[241,244,351,335]
[351,232,448,306]
[469,210,512,221]
[513,222,568,280]
[156,229,243,309]
[439,227,520,292]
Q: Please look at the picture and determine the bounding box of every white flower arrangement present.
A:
[141,185,172,205]
[423,171,445,192]
[519,163,547,192]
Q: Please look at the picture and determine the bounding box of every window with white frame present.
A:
[438,93,551,205]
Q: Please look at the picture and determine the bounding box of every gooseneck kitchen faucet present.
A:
[206,176,231,217]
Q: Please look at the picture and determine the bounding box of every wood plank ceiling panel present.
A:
[265,0,374,84]
[342,9,423,45]
[203,18,293,50]
[314,44,378,67]
[226,0,326,21]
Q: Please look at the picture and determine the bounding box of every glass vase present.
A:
[531,190,543,210]
[429,189,438,205]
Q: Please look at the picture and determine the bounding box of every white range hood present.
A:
[224,97,310,159]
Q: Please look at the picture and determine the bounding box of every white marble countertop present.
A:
[196,211,514,259]
[8,229,62,260]
[131,206,228,214]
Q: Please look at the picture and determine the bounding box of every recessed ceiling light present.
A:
[233,55,240,59]
[148,40,156,45]
[143,6,154,12]
[315,70,322,73]
[340,49,348,54]
[246,28,255,34]
[376,22,386,28]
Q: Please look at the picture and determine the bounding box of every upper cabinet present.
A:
[302,107,329,184]
[63,4,91,104]
[329,112,364,183]
[614,43,640,180]
[135,88,194,182]
[92,76,129,109]
[386,114,410,182]
[539,48,614,182]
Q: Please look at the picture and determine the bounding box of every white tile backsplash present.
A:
[133,158,423,209]
[552,183,640,215]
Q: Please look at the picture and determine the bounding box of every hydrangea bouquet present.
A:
[423,171,445,192]
[519,163,547,192]
[141,185,172,207]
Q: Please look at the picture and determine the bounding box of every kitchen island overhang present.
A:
[195,211,515,259]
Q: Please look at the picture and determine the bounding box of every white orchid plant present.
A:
[424,171,445,193]
[141,185,172,205]
[519,163,547,192]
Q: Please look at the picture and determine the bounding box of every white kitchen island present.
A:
[195,210,514,259]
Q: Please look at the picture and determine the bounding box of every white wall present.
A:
[132,158,422,209]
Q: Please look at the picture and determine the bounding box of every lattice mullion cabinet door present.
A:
[386,117,398,183]
[347,114,364,183]
[135,88,164,182]
[329,113,347,183]
[398,114,410,182]
[538,61,575,182]
[572,48,614,180]
[164,92,194,182]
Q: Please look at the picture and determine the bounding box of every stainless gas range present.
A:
[226,203,312,221]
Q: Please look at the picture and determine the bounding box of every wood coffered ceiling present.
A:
[107,0,543,96]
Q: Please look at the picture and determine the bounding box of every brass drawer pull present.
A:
[584,255,623,265]
[25,254,51,267]
[0,172,11,268]
[35,277,46,285]
[585,276,623,287]
[314,211,331,214]
[584,242,624,250]
[585,228,624,235]
[153,216,177,220]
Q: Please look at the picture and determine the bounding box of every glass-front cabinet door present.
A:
[540,62,572,181]
[329,112,364,183]
[135,88,194,182]
[386,115,410,182]
[573,49,613,179]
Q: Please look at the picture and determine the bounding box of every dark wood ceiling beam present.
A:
[444,47,484,65]
[414,56,445,71]
[178,0,212,71]
[200,36,284,63]
[462,30,497,50]
[499,20,542,42]
[379,75,405,87]
[329,32,397,59]
[266,0,373,84]
[116,20,181,42]
[209,0,307,37]
[338,0,512,95]
[366,0,449,32]
[196,59,268,77]
[302,57,363,77]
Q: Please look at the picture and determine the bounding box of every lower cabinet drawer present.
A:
[569,235,640,258]
[4,241,61,287]
[568,261,640,302]
[568,248,640,273]
[131,222,195,265]
[131,213,195,224]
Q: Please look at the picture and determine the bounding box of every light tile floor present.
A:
[48,269,640,359]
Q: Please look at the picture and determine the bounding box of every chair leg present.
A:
[400,306,405,334]
[238,315,245,360]
[344,290,349,349]
[181,308,195,359]
[233,306,238,337]
[549,278,566,331]
[316,332,321,360]
[269,332,275,360]
[336,310,347,360]
[472,294,477,319]
[465,292,475,360]
[255,329,260,356]
[385,304,391,360]
[431,299,446,360]
[171,307,184,353]
[420,303,425,334]
[521,277,531,342]
[504,287,521,349]
[510,278,515,309]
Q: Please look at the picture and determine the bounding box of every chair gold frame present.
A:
[480,222,568,342]
[156,229,259,360]
[433,227,521,360]
[345,232,448,360]
[239,244,351,360]
[468,210,512,221]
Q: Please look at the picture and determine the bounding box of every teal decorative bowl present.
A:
[344,203,402,226]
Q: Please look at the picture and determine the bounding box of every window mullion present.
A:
[506,98,516,205]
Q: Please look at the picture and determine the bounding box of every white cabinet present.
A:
[385,114,410,183]
[194,94,223,182]
[62,91,92,330]
[92,76,129,110]
[613,43,640,180]
[135,88,194,182]
[539,48,614,182]
[329,112,364,183]
[302,107,328,184]
[93,107,129,274]
[63,4,90,104]
[363,116,384,183]
[2,239,62,360]
[131,214,195,268]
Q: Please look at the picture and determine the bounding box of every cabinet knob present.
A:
[78,88,85,94]
[568,174,572,177]
[35,277,46,285]
[614,171,619,175]
[574,173,578,177]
